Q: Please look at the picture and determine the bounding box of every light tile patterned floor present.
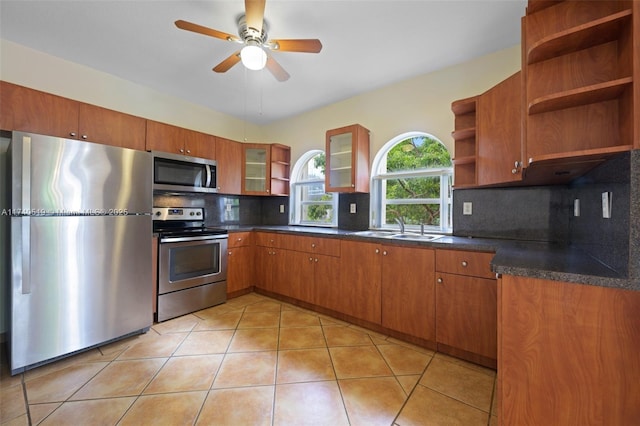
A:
[1,293,498,425]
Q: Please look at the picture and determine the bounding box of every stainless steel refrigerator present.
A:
[9,132,153,374]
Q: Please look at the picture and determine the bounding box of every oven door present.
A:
[158,235,228,295]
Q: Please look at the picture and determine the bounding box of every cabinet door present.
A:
[272,249,312,300]
[477,71,523,186]
[146,120,184,154]
[0,81,15,131]
[381,245,435,341]
[338,240,381,323]
[254,246,274,291]
[227,245,254,294]
[308,254,341,310]
[7,82,79,138]
[184,129,216,159]
[79,103,146,150]
[436,272,497,360]
[242,143,271,195]
[325,124,370,193]
[215,137,242,194]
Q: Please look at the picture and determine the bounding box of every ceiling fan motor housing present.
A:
[237,15,268,45]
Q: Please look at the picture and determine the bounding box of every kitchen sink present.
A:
[349,230,396,238]
[391,233,443,241]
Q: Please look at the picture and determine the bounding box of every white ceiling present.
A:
[0,0,526,125]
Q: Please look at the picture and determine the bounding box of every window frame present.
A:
[289,149,338,227]
[370,132,453,234]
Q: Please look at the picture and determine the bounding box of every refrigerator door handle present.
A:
[21,135,31,212]
[21,217,31,294]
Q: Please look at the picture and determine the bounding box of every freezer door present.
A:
[11,132,151,214]
[10,215,152,373]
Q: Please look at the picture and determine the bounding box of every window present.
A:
[290,150,338,226]
[371,132,453,233]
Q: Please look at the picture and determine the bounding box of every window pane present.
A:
[386,136,452,172]
[385,204,440,227]
[386,176,441,199]
[302,202,334,223]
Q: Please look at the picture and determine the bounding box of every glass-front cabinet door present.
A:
[242,144,270,195]
[325,124,370,193]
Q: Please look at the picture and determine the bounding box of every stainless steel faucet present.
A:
[395,217,405,234]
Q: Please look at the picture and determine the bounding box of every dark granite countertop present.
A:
[222,225,639,291]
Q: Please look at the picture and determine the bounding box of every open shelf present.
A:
[452,156,476,166]
[527,9,632,64]
[451,97,477,115]
[451,127,476,141]
[526,1,565,15]
[528,77,632,115]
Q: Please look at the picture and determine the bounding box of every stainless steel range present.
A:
[153,207,228,322]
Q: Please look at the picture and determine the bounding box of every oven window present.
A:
[169,243,220,281]
[155,157,207,187]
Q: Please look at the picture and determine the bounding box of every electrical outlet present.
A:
[350,203,357,214]
[602,192,612,219]
[574,199,580,217]
[279,204,285,214]
[463,202,472,215]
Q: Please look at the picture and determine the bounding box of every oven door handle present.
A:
[160,235,228,243]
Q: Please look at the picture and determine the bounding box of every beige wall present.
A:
[262,45,521,167]
[0,39,261,142]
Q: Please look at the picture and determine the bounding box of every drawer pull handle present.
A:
[461,261,468,267]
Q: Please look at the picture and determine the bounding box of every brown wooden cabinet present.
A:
[477,72,523,186]
[521,0,639,182]
[227,232,254,295]
[215,137,242,195]
[451,96,478,188]
[0,81,146,150]
[242,143,291,196]
[435,249,497,368]
[146,120,216,159]
[336,240,381,323]
[381,245,436,342]
[325,124,370,193]
[499,275,640,424]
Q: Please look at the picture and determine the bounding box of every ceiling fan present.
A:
[175,0,322,82]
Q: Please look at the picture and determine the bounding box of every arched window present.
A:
[290,150,338,226]
[371,132,453,233]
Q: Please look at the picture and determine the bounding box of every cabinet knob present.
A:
[309,257,313,262]
[311,243,316,248]
[179,149,184,153]
[512,160,521,174]
[314,258,318,263]
[351,184,355,188]
[69,132,77,137]
[266,189,270,193]
[383,250,388,256]
[461,261,468,267]
[437,277,443,283]
[228,251,232,255]
[375,248,380,254]
[81,135,88,139]
[186,149,191,154]
[237,238,242,242]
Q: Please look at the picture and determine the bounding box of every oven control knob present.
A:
[196,212,201,216]
[155,211,161,216]
[190,212,195,216]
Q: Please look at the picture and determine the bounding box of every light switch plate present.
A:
[350,203,357,214]
[574,199,580,217]
[463,202,472,215]
[279,204,285,214]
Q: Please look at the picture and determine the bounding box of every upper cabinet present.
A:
[0,81,146,150]
[242,143,291,196]
[146,120,216,159]
[325,124,370,193]
[522,0,639,182]
[477,71,523,186]
[451,96,478,188]
[215,137,243,195]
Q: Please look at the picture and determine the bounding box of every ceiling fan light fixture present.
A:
[240,44,267,71]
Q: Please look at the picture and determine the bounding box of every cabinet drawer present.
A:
[254,232,279,247]
[280,234,341,256]
[436,249,495,279]
[228,231,252,248]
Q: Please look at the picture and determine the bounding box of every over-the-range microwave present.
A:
[152,151,217,193]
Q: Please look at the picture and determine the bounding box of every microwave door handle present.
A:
[205,165,212,188]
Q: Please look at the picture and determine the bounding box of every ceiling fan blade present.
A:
[266,55,290,82]
[245,0,266,33]
[213,51,241,73]
[269,39,323,53]
[175,20,239,42]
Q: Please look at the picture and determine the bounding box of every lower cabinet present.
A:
[227,232,254,295]
[435,249,497,367]
[381,245,435,342]
[499,275,640,425]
